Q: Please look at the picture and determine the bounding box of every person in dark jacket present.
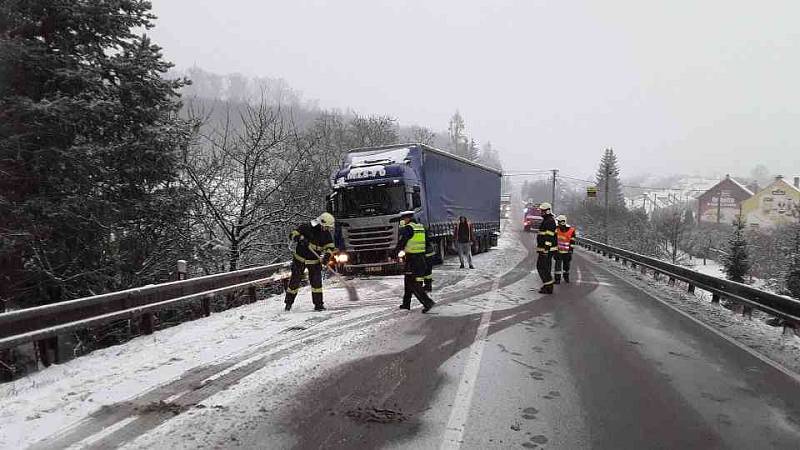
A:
[454,216,475,269]
[285,212,337,311]
[535,203,557,294]
[396,211,435,312]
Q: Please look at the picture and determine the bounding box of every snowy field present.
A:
[0,224,529,449]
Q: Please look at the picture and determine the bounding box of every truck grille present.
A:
[344,225,395,251]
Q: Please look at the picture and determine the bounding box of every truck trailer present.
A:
[327,143,502,274]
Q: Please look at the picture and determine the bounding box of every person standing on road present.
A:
[396,211,436,312]
[454,216,475,269]
[285,212,337,312]
[534,203,556,294]
[554,215,576,284]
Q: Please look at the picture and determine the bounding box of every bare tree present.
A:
[348,114,399,147]
[652,207,690,263]
[183,101,314,271]
[404,125,438,146]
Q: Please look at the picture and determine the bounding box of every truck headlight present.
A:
[397,250,406,258]
[335,253,349,263]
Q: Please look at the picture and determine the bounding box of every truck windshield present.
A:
[333,185,407,218]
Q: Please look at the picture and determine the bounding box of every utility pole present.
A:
[603,154,610,243]
[551,169,558,212]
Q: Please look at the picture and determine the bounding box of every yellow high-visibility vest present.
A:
[404,222,426,254]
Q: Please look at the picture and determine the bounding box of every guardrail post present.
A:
[631,262,637,269]
[711,293,720,304]
[668,276,676,286]
[742,305,753,319]
[653,271,660,281]
[622,259,627,266]
[202,295,212,317]
[140,313,154,335]
[35,337,59,367]
[688,284,695,294]
[248,285,257,304]
[783,321,799,337]
[614,255,620,262]
[177,260,187,280]
[0,351,13,381]
[640,266,647,275]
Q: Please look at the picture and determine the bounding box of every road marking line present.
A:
[594,260,800,386]
[164,390,188,404]
[64,416,138,450]
[440,277,501,450]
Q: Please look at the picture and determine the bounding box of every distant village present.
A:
[626,174,800,229]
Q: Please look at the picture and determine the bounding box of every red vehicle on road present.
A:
[523,204,543,232]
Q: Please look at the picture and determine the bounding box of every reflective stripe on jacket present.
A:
[536,214,557,252]
[404,222,427,254]
[556,226,576,253]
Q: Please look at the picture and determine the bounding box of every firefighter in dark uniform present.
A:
[396,211,436,312]
[535,202,557,294]
[554,215,576,284]
[423,229,435,292]
[285,212,337,311]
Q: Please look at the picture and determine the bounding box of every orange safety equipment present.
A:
[556,226,576,253]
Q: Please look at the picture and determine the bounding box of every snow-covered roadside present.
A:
[0,226,528,450]
[583,250,800,376]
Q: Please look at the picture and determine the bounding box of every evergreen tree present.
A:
[723,216,751,283]
[447,110,467,156]
[464,138,480,161]
[0,1,193,306]
[478,140,503,169]
[595,148,625,208]
[787,226,800,299]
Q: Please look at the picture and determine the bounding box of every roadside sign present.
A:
[587,186,598,198]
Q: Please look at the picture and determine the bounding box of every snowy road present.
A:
[3,228,800,449]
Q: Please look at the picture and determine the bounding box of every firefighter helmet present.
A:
[556,214,567,223]
[539,202,552,211]
[317,212,335,229]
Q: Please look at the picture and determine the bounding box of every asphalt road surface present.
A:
[28,230,800,450]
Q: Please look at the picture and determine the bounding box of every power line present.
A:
[509,170,711,193]
[559,174,707,192]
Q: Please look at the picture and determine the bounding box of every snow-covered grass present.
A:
[0,224,527,450]
[585,250,800,376]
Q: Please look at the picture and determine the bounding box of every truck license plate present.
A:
[366,266,382,273]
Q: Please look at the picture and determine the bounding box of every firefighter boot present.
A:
[564,273,570,283]
[545,284,554,294]
[424,280,432,292]
[554,274,561,285]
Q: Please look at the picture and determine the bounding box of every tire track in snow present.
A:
[31,231,534,450]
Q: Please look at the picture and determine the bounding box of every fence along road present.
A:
[577,236,800,335]
[0,261,292,372]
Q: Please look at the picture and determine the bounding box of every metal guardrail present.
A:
[0,261,292,369]
[578,237,800,331]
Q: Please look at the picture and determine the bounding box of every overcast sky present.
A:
[149,0,799,181]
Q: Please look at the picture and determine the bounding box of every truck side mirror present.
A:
[412,186,421,209]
